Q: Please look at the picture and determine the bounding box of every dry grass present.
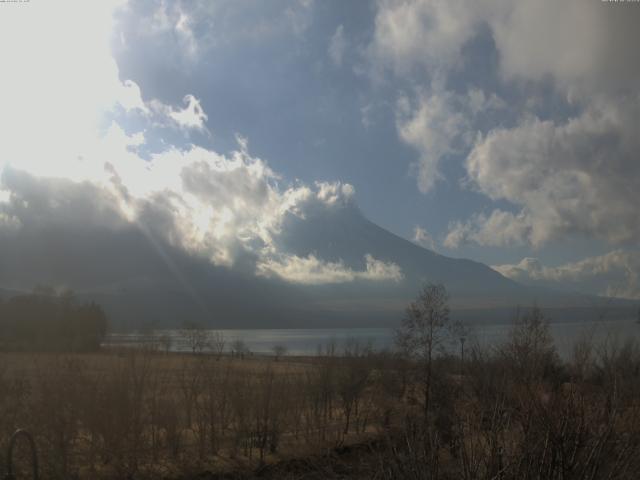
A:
[0,348,393,479]
[2,320,640,480]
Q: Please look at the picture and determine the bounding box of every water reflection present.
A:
[104,318,640,359]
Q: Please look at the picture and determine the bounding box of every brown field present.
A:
[3,317,640,479]
[0,347,400,479]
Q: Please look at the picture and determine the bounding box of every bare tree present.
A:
[502,305,558,383]
[211,331,226,359]
[337,345,371,435]
[181,321,211,354]
[158,333,172,354]
[395,283,452,421]
[231,339,249,359]
[272,344,287,361]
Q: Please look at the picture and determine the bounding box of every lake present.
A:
[105,317,640,359]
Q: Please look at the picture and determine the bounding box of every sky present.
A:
[0,0,639,300]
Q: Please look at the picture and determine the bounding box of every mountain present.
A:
[277,203,523,302]
[0,203,632,330]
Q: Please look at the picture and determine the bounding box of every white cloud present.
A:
[412,226,437,251]
[492,250,640,300]
[150,94,209,132]
[488,1,640,99]
[370,2,490,193]
[315,181,355,206]
[370,0,640,250]
[394,85,506,193]
[396,87,469,193]
[174,10,198,59]
[371,0,640,97]
[363,254,404,282]
[257,255,355,285]
[257,253,403,285]
[492,257,543,283]
[444,210,533,249]
[370,0,488,76]
[328,24,347,66]
[461,98,640,247]
[467,88,506,116]
[0,123,377,286]
[170,95,208,130]
[112,142,359,271]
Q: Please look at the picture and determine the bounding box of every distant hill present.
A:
[0,203,634,330]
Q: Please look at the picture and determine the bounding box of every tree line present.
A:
[0,287,108,352]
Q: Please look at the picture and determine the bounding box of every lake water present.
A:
[105,317,640,359]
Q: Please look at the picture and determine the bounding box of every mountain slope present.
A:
[277,203,521,299]
[0,202,628,329]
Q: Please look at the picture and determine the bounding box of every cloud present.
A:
[150,94,209,132]
[113,142,361,273]
[460,99,640,247]
[412,226,437,251]
[369,0,487,76]
[363,254,404,282]
[0,123,380,286]
[126,0,315,60]
[371,0,640,96]
[256,253,403,285]
[315,181,355,206]
[396,87,469,193]
[488,1,640,99]
[444,210,533,249]
[492,250,640,300]
[173,9,198,59]
[0,1,393,289]
[0,0,147,181]
[168,94,208,131]
[0,168,128,232]
[284,0,314,36]
[466,88,506,115]
[368,0,488,193]
[369,0,640,246]
[135,0,199,60]
[328,24,347,66]
[394,85,507,193]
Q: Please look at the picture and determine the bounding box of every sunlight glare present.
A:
[0,0,140,183]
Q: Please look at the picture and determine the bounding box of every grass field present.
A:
[3,315,640,479]
[0,347,398,479]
